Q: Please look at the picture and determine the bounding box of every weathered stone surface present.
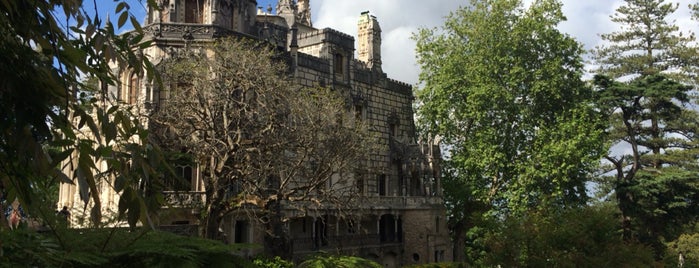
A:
[59,1,452,266]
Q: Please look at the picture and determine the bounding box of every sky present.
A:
[114,0,698,85]
[260,0,699,84]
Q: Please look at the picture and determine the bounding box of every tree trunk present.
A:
[617,183,635,241]
[264,199,292,259]
[203,209,222,240]
[452,222,467,262]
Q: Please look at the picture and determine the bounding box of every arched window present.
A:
[128,72,139,104]
[334,53,344,74]
[185,0,204,23]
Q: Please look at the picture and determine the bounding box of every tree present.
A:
[482,204,656,267]
[0,0,167,233]
[414,0,604,261]
[592,0,699,255]
[151,38,374,257]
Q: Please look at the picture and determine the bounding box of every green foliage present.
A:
[298,255,381,268]
[0,228,254,268]
[594,0,698,82]
[415,0,603,262]
[664,232,699,268]
[253,256,294,268]
[479,205,656,267]
[0,0,165,233]
[152,37,376,257]
[415,0,601,216]
[404,263,468,268]
[592,0,699,255]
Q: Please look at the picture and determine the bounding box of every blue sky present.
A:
[85,0,698,85]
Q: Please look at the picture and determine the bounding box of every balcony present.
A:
[359,195,444,210]
[143,22,247,40]
[292,234,402,253]
[141,22,289,49]
[163,191,205,208]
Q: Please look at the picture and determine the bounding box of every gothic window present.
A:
[128,72,139,104]
[354,104,363,122]
[334,53,344,75]
[185,0,204,23]
[170,165,193,191]
[356,178,364,195]
[167,153,194,191]
[347,218,357,234]
[378,174,387,196]
[389,122,398,137]
[229,5,236,29]
[435,216,440,233]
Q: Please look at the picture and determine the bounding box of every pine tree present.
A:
[593,0,699,255]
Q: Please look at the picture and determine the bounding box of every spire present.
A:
[276,0,295,15]
[276,0,297,27]
[297,0,311,26]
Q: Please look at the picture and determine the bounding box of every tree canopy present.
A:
[151,37,375,256]
[0,0,165,230]
[592,0,699,255]
[415,0,604,262]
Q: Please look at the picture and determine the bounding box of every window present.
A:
[170,165,193,191]
[435,216,440,233]
[378,174,387,196]
[185,0,204,23]
[356,178,364,194]
[302,217,307,233]
[334,53,344,74]
[167,153,194,191]
[389,122,399,137]
[128,73,139,104]
[347,219,357,234]
[354,105,363,122]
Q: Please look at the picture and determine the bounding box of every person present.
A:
[8,208,20,229]
[58,206,70,226]
[679,252,685,268]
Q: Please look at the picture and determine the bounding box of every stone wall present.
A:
[401,207,452,265]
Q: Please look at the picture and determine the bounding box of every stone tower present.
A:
[357,11,381,70]
[297,0,311,26]
[276,0,297,27]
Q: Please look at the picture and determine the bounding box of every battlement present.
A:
[298,28,355,50]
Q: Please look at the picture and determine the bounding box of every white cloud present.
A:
[310,0,464,85]
[306,0,697,85]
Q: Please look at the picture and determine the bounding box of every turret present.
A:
[297,0,311,26]
[276,0,297,27]
[357,11,381,70]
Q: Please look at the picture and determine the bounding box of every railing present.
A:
[162,191,206,208]
[357,196,444,209]
[142,22,255,40]
[292,234,386,252]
